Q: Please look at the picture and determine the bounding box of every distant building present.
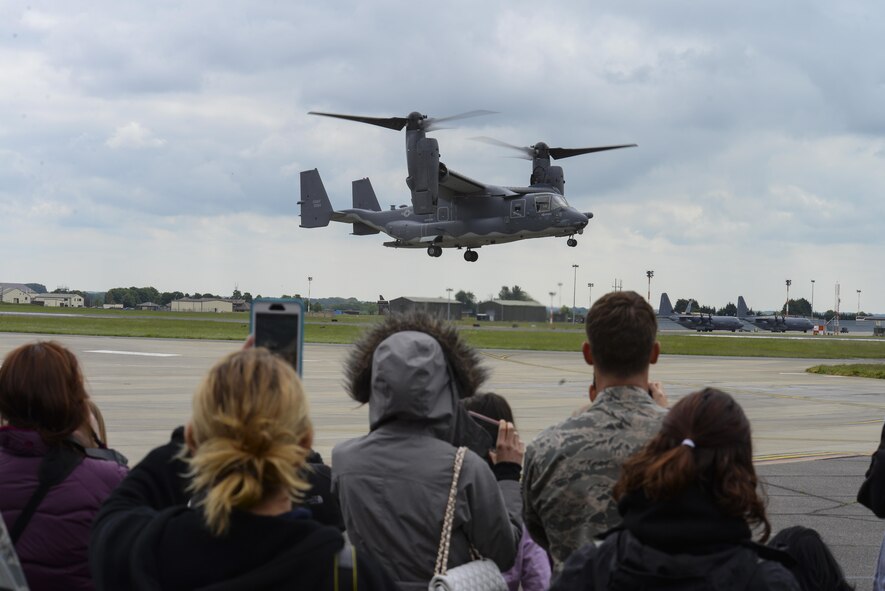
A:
[389,296,462,320]
[477,299,546,322]
[103,304,124,309]
[136,302,162,311]
[33,293,85,308]
[0,283,35,304]
[171,298,246,313]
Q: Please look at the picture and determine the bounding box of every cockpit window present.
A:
[551,195,568,209]
[535,196,551,212]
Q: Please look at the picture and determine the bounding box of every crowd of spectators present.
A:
[0,291,867,590]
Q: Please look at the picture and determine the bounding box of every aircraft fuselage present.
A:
[336,191,590,250]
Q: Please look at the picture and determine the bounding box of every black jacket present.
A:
[90,429,393,591]
[551,487,800,591]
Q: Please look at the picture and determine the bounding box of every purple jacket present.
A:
[502,525,552,591]
[0,427,128,591]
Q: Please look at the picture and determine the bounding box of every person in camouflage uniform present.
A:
[522,290,668,569]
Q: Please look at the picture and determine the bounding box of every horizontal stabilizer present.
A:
[352,178,381,211]
[352,222,379,235]
[300,169,333,228]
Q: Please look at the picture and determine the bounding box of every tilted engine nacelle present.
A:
[411,137,440,215]
[545,165,564,195]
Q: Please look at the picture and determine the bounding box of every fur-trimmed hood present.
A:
[345,311,488,404]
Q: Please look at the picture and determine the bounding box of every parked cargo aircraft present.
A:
[659,293,747,332]
[737,296,814,332]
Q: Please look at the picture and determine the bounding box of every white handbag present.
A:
[428,447,508,591]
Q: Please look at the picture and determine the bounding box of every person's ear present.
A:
[582,341,594,366]
[185,422,197,453]
[649,341,661,365]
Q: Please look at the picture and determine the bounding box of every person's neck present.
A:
[595,373,648,393]
[247,488,293,517]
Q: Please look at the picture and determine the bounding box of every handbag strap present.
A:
[434,446,467,576]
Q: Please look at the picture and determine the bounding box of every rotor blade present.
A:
[425,110,497,131]
[549,144,638,160]
[471,136,533,159]
[308,111,407,131]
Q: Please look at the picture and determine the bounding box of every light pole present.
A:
[571,264,579,324]
[810,279,815,321]
[558,282,563,308]
[587,282,594,315]
[307,276,313,313]
[446,288,453,321]
[646,270,654,303]
[858,289,862,316]
[785,279,791,316]
[549,291,556,324]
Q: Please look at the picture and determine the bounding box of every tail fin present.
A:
[659,293,673,316]
[737,296,749,318]
[299,169,333,228]
[353,178,381,211]
[685,300,694,314]
[351,178,381,235]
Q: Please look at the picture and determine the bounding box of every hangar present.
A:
[32,293,84,308]
[389,296,462,320]
[477,299,547,322]
[171,297,247,313]
[0,283,35,304]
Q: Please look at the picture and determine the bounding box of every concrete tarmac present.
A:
[1,332,884,585]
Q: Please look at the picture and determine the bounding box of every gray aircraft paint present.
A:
[658,293,748,332]
[299,110,634,262]
[737,296,814,333]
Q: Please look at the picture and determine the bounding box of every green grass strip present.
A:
[806,364,885,379]
[3,312,885,359]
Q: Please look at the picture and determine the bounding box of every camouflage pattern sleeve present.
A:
[522,442,551,551]
[518,386,666,569]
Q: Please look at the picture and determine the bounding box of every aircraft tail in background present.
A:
[737,296,749,318]
[685,300,694,314]
[659,293,674,317]
[299,169,334,228]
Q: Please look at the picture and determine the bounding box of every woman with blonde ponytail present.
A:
[551,388,801,591]
[90,347,393,591]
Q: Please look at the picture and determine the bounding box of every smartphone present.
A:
[250,298,304,375]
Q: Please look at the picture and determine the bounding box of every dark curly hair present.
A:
[614,388,771,541]
[344,311,488,403]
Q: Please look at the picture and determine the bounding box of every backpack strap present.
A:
[10,443,85,544]
[333,542,358,591]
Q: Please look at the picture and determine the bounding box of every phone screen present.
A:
[254,312,300,372]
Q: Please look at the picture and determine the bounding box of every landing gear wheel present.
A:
[567,238,578,247]
[427,245,442,258]
[464,250,479,262]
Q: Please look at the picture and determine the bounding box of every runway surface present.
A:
[1,332,884,585]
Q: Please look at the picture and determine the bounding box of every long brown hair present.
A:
[614,388,771,541]
[0,341,90,444]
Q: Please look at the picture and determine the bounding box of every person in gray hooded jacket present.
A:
[332,312,524,591]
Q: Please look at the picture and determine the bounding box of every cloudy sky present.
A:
[1,1,883,312]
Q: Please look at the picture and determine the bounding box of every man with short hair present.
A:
[522,290,668,568]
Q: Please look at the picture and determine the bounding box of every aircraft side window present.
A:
[511,200,525,218]
[535,196,550,212]
[551,195,567,210]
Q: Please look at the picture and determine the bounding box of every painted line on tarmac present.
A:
[85,350,180,357]
[754,451,860,463]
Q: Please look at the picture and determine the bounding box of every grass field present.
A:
[806,363,885,379]
[3,307,885,359]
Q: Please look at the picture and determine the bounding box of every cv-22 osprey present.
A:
[299,110,636,262]
[737,296,814,332]
[659,293,748,332]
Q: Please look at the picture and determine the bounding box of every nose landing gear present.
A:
[464,249,479,262]
[427,245,443,257]
[567,237,578,247]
